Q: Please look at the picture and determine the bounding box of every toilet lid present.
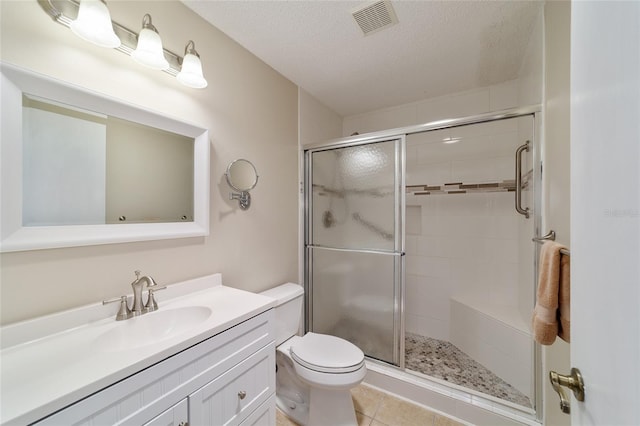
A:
[290,332,364,374]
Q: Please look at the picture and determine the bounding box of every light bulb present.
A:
[177,41,207,89]
[70,0,120,48]
[131,14,169,70]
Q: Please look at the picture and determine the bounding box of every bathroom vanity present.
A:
[0,274,276,426]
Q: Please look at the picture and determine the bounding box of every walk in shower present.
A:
[304,108,540,418]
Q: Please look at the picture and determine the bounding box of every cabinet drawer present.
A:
[34,310,274,426]
[189,344,275,426]
[240,395,276,426]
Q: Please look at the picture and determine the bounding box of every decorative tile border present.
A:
[407,169,532,196]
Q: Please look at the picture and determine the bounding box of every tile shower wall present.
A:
[404,115,534,400]
[405,189,520,339]
[405,118,523,342]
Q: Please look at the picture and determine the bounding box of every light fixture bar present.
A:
[38,0,183,76]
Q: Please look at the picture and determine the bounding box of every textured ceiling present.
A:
[183,1,542,116]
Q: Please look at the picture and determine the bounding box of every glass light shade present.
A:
[131,28,169,70]
[70,0,121,48]
[177,53,208,89]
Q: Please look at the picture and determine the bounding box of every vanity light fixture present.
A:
[177,41,208,89]
[70,0,120,48]
[131,14,170,70]
[38,0,207,89]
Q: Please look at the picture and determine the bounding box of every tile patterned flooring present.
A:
[276,384,465,426]
[405,333,532,408]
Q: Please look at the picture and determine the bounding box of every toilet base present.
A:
[276,392,309,426]
[308,387,358,426]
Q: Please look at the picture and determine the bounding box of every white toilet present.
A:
[260,283,366,426]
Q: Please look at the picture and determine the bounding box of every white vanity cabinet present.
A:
[33,310,275,426]
[143,399,188,426]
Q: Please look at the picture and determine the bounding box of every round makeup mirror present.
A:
[225,159,258,210]
[225,159,258,192]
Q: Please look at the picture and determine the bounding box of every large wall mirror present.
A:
[0,63,210,252]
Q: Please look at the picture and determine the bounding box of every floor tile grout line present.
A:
[372,392,385,420]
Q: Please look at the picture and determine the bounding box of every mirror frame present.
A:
[0,62,210,252]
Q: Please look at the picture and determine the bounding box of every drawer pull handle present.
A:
[238,390,247,400]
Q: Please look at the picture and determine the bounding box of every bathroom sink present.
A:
[95,306,212,352]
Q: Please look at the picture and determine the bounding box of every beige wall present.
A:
[542,1,572,425]
[298,88,343,147]
[0,1,298,325]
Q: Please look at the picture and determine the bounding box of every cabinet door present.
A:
[143,399,188,426]
[240,395,276,426]
[189,344,275,426]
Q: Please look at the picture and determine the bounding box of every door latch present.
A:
[549,368,585,414]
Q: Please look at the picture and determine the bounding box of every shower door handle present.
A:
[515,140,530,218]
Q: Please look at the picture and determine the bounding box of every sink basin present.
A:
[96,306,212,352]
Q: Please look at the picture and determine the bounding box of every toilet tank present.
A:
[260,283,304,346]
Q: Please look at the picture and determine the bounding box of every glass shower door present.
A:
[305,138,403,365]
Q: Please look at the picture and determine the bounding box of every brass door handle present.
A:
[549,368,585,414]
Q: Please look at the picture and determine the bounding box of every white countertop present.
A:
[0,274,276,425]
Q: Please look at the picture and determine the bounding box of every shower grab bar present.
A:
[307,244,405,256]
[532,230,570,255]
[515,140,530,218]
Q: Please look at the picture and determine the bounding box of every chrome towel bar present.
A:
[532,230,570,256]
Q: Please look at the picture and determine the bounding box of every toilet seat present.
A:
[290,332,365,374]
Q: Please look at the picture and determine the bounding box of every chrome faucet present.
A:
[131,270,158,316]
[103,270,166,320]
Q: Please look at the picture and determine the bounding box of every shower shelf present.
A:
[407,170,532,196]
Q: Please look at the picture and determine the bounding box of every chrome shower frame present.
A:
[304,134,405,367]
[303,104,542,422]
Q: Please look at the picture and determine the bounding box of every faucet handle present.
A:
[103,295,133,321]
[143,286,167,313]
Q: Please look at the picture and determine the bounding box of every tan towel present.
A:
[557,250,570,342]
[532,241,570,345]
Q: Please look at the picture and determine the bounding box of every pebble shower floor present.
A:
[405,333,532,408]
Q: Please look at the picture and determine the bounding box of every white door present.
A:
[570,2,640,424]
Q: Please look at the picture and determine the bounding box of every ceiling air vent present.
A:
[352,0,399,36]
